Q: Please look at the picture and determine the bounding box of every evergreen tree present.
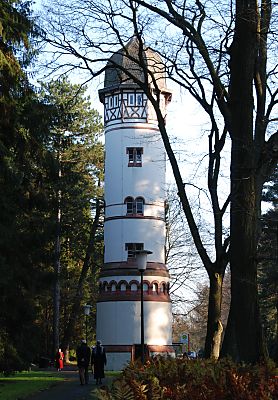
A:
[0,0,52,371]
[0,2,104,371]
[258,168,278,362]
[37,78,104,355]
[41,0,277,362]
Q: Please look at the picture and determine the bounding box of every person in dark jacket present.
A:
[91,340,107,385]
[76,339,91,385]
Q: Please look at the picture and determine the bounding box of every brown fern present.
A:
[112,379,136,400]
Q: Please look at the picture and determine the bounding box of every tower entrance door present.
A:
[133,344,149,361]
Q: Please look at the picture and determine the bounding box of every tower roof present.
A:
[103,37,167,91]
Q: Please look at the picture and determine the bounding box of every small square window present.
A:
[127,147,143,166]
[125,243,144,258]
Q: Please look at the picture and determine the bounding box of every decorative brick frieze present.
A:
[99,278,169,294]
[98,291,170,303]
[99,261,170,278]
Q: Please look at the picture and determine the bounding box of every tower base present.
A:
[103,344,175,371]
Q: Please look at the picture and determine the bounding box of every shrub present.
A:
[97,357,278,400]
[0,342,26,376]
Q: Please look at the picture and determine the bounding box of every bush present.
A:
[0,342,27,376]
[97,357,278,400]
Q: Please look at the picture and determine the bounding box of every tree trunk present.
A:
[221,0,266,362]
[61,199,102,350]
[53,157,62,356]
[154,84,228,360]
[275,301,278,363]
[204,271,224,359]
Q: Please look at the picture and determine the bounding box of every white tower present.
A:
[97,38,174,370]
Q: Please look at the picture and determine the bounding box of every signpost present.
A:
[180,333,190,353]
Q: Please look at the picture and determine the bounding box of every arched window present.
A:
[124,196,134,215]
[130,283,138,291]
[124,197,144,215]
[143,282,148,292]
[135,197,144,215]
[152,283,158,293]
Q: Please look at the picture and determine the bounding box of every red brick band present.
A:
[103,344,175,353]
[100,261,170,278]
[97,291,171,302]
[104,124,160,134]
[105,215,164,222]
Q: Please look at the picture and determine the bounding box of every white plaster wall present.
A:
[105,202,165,219]
[147,96,167,122]
[96,301,172,345]
[98,90,172,371]
[104,219,165,263]
[105,353,131,371]
[105,124,166,206]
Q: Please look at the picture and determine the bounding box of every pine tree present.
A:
[37,78,104,354]
[0,0,51,371]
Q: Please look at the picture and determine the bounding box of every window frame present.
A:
[136,93,143,106]
[135,197,144,215]
[114,94,118,107]
[126,147,143,167]
[109,96,113,109]
[125,196,134,215]
[128,93,135,106]
[125,243,144,259]
[124,196,144,216]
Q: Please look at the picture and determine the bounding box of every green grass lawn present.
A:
[0,371,64,400]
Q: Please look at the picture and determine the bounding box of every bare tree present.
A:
[165,186,207,309]
[61,198,103,351]
[39,0,278,362]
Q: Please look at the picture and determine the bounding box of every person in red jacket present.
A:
[55,348,64,371]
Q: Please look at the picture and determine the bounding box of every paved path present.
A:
[25,367,113,400]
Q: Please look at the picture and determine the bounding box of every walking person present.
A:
[91,340,107,385]
[55,348,64,371]
[76,339,91,385]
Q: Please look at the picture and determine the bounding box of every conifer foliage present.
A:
[0,2,104,372]
[0,0,43,372]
